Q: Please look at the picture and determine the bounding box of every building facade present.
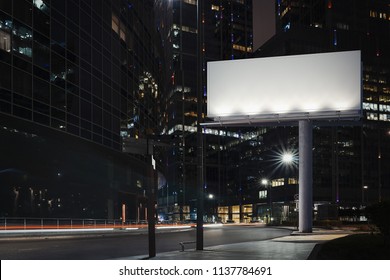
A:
[158,0,254,221]
[0,0,167,219]
[161,0,390,224]
[252,0,390,222]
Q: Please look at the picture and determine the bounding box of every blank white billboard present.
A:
[207,51,361,122]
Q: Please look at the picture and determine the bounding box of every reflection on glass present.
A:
[12,22,33,58]
[33,0,50,14]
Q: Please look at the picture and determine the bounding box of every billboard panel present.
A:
[207,51,361,122]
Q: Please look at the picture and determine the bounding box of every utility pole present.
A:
[196,0,204,251]
[147,138,156,258]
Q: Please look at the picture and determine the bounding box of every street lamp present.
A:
[196,0,204,251]
[261,179,272,223]
[268,150,298,226]
[261,178,269,186]
[362,185,368,206]
[207,193,216,222]
[272,149,298,173]
[282,152,294,164]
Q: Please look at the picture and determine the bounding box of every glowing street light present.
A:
[362,185,368,206]
[260,178,272,223]
[261,179,269,186]
[271,149,298,171]
[282,152,294,164]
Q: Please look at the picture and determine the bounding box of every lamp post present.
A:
[362,185,368,206]
[146,138,156,258]
[207,193,215,222]
[261,179,272,223]
[196,0,204,251]
[279,151,298,227]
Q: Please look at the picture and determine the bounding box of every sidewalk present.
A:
[119,228,352,260]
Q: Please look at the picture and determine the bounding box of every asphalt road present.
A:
[0,225,292,260]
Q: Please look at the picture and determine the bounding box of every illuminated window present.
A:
[380,95,390,103]
[112,14,126,41]
[281,7,289,18]
[259,190,267,199]
[271,178,284,187]
[183,0,197,5]
[12,22,32,58]
[33,0,49,14]
[232,205,240,214]
[120,29,126,41]
[184,111,197,117]
[0,30,10,52]
[217,206,228,214]
[367,113,378,121]
[288,178,298,185]
[379,114,390,121]
[211,5,219,11]
[336,23,349,30]
[370,10,388,20]
[363,102,378,111]
[173,24,197,34]
[112,14,119,33]
[183,26,197,33]
[364,95,376,102]
[339,140,353,147]
[379,104,390,112]
[233,44,252,52]
[364,85,378,92]
[242,204,252,215]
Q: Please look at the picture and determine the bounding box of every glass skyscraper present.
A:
[253,0,390,222]
[159,0,254,222]
[0,0,167,219]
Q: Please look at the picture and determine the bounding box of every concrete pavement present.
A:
[119,228,352,260]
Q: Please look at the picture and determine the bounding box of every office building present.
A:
[0,0,167,220]
[252,0,390,222]
[159,0,254,221]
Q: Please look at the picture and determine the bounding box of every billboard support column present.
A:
[299,119,313,233]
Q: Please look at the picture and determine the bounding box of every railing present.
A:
[0,217,149,231]
[0,218,196,232]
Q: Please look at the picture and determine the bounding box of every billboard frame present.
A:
[204,51,362,233]
[206,50,362,124]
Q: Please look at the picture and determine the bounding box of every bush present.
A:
[365,201,390,244]
[313,219,343,229]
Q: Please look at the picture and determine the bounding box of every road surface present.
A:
[0,225,291,259]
